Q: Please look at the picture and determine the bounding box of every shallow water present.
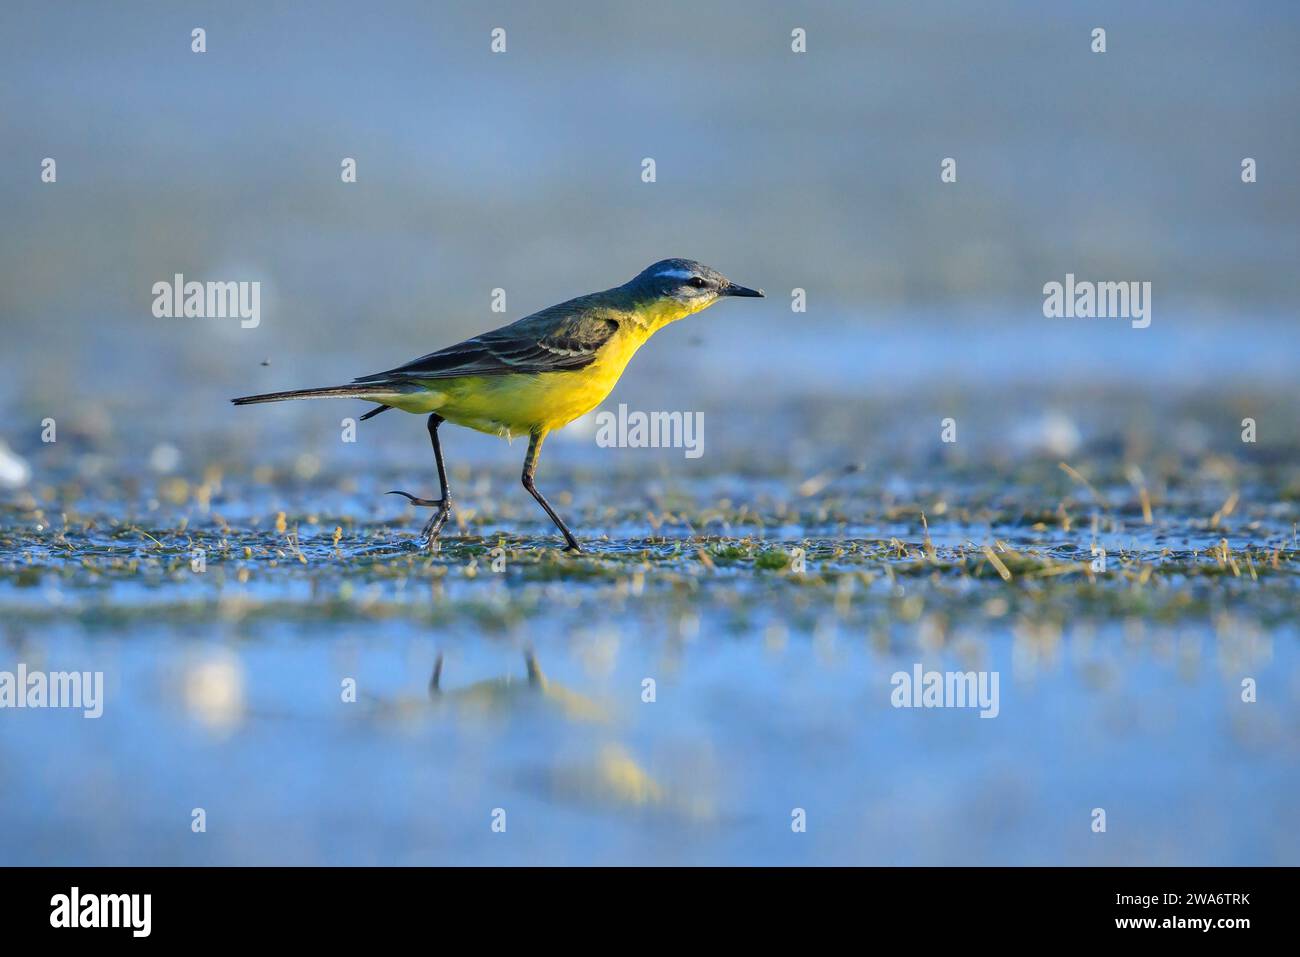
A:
[2,385,1297,865]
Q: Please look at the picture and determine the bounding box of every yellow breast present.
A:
[419,324,651,436]
[399,298,707,437]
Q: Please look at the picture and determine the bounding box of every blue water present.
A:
[3,612,1294,865]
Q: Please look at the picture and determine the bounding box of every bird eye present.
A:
[688,277,708,288]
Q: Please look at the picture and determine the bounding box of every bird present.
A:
[232,259,764,552]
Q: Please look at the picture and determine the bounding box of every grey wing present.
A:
[353,301,620,384]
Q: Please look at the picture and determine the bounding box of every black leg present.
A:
[428,653,443,698]
[388,413,453,548]
[521,429,581,552]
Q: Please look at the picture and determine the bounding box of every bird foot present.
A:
[387,489,445,507]
[387,490,453,548]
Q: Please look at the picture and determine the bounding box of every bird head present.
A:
[626,259,764,324]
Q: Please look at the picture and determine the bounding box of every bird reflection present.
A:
[521,743,715,822]
[371,649,607,724]
[367,651,712,820]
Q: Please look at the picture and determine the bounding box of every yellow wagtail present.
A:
[232,259,764,551]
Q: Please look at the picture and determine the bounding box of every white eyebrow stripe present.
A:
[655,268,695,279]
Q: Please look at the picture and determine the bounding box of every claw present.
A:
[421,508,451,543]
[388,490,443,507]
[388,489,453,548]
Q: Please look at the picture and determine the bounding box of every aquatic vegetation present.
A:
[1,390,1297,864]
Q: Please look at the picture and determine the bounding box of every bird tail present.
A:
[231,385,393,419]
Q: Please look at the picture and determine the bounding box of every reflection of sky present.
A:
[1,619,1294,865]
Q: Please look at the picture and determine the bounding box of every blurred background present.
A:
[0,1,1297,865]
[3,0,1298,424]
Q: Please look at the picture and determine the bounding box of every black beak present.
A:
[721,282,765,298]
